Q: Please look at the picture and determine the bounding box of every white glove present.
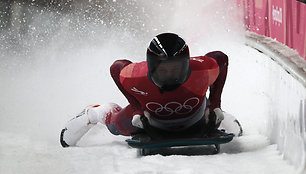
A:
[214,108,224,125]
[205,108,224,125]
[131,111,151,129]
[132,114,144,129]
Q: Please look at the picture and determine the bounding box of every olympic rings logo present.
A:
[146,97,200,117]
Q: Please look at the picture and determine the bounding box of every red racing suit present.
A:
[106,51,228,136]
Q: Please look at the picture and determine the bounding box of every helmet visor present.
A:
[150,58,189,91]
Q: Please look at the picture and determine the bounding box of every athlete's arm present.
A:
[205,51,229,110]
[110,60,144,115]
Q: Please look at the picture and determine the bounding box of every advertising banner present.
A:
[238,0,305,59]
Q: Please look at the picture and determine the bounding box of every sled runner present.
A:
[126,132,235,156]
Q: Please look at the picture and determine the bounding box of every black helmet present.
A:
[147,33,190,91]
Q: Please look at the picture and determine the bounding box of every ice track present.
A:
[0,1,302,173]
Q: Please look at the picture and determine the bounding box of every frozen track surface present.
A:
[0,126,296,174]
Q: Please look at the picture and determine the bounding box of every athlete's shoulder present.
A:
[119,61,154,96]
[120,61,148,79]
[190,56,219,70]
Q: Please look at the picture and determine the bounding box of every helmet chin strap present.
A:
[161,85,180,91]
[160,82,181,92]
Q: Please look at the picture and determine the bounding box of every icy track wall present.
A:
[238,0,306,172]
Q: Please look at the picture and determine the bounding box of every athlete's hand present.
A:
[131,111,151,129]
[205,108,224,126]
[132,114,144,129]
